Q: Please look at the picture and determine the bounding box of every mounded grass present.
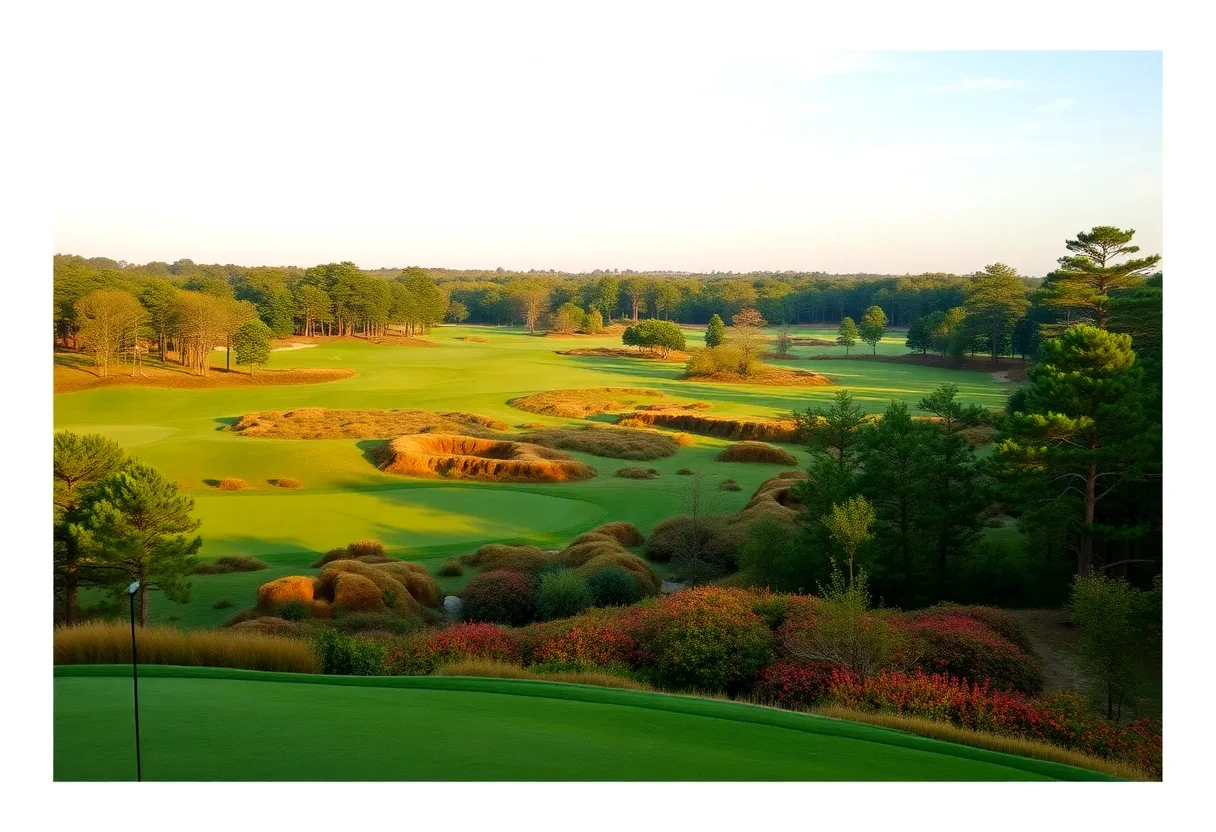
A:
[270,477,302,488]
[516,424,681,460]
[507,387,668,418]
[615,466,660,479]
[380,434,597,482]
[53,624,319,673]
[53,665,1116,781]
[193,555,269,575]
[716,441,799,465]
[618,411,801,443]
[216,477,247,491]
[230,407,510,439]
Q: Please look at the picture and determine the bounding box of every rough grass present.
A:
[461,544,554,574]
[677,467,694,475]
[229,408,510,439]
[193,555,269,575]
[615,466,659,479]
[516,424,681,460]
[682,364,835,387]
[507,387,668,418]
[432,659,652,691]
[617,411,801,442]
[216,477,247,491]
[269,477,302,488]
[813,705,1151,781]
[53,622,320,673]
[380,434,597,482]
[715,441,799,465]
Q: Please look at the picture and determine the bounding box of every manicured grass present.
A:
[56,326,1012,626]
[53,666,1112,781]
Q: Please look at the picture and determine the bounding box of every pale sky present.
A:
[50,8,1161,277]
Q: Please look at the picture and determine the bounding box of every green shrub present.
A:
[312,629,385,675]
[586,567,642,607]
[677,468,694,475]
[279,600,311,622]
[331,611,423,636]
[193,555,269,575]
[462,569,536,626]
[535,569,592,620]
[212,599,234,609]
[437,558,464,577]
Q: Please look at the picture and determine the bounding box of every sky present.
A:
[50,9,1161,277]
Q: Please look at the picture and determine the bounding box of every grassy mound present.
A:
[255,557,442,621]
[193,556,269,575]
[216,477,247,490]
[380,434,597,482]
[461,544,553,573]
[615,466,659,479]
[516,424,682,460]
[589,521,645,547]
[269,477,303,488]
[617,411,801,442]
[553,531,661,596]
[716,441,799,465]
[507,387,668,418]
[229,408,510,439]
[682,365,835,386]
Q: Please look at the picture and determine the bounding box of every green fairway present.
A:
[54,666,1110,781]
[55,326,1012,625]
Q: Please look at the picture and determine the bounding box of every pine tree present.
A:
[964,263,1031,365]
[71,461,202,625]
[705,313,726,348]
[1037,226,1161,332]
[992,325,1147,577]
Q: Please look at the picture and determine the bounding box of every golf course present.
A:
[54,324,1010,628]
[54,665,1111,781]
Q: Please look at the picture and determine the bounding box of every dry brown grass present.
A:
[216,477,247,491]
[461,544,554,573]
[554,347,687,361]
[270,477,303,488]
[590,521,645,547]
[347,540,387,558]
[256,576,316,610]
[315,560,426,614]
[374,561,443,608]
[454,335,490,343]
[437,558,464,577]
[715,441,799,465]
[507,387,668,418]
[380,434,597,482]
[53,622,320,673]
[615,466,659,479]
[193,555,269,575]
[517,424,680,460]
[432,659,652,690]
[617,411,802,442]
[330,572,388,612]
[227,617,313,639]
[813,705,1151,781]
[731,471,809,530]
[53,350,355,394]
[229,408,510,439]
[633,401,712,412]
[683,364,835,387]
[718,479,742,491]
[961,425,998,446]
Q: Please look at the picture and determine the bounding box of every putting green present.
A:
[55,326,1012,626]
[54,666,1112,781]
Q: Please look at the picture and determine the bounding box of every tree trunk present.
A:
[1079,462,1096,577]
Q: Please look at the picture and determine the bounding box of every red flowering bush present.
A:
[383,622,519,674]
[754,661,836,709]
[749,590,821,632]
[902,611,1044,695]
[630,587,774,693]
[826,670,1161,778]
[529,616,638,669]
[921,603,1035,653]
[462,569,536,626]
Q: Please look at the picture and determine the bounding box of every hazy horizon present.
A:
[53,38,1161,277]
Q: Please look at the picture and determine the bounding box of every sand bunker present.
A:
[379,434,597,482]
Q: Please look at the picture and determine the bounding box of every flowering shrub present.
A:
[629,587,774,693]
[902,611,1044,694]
[383,622,519,675]
[748,590,820,632]
[826,670,1161,778]
[462,569,536,626]
[754,661,836,709]
[920,603,1035,653]
[529,617,638,670]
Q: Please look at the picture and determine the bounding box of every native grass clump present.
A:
[516,424,682,460]
[716,441,798,465]
[193,555,269,575]
[616,411,801,443]
[507,387,668,418]
[54,622,320,673]
[615,466,660,479]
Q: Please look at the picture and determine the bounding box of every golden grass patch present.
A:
[715,441,799,465]
[53,350,354,394]
[229,407,510,440]
[270,477,302,488]
[590,521,645,547]
[517,423,681,460]
[216,477,247,491]
[683,364,835,387]
[507,387,668,418]
[379,434,597,482]
[256,576,316,611]
[462,544,554,573]
[616,411,802,443]
[53,622,320,673]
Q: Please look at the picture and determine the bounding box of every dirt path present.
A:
[1009,609,1088,693]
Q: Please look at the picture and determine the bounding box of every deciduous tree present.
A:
[836,316,859,355]
[858,305,888,355]
[233,318,272,374]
